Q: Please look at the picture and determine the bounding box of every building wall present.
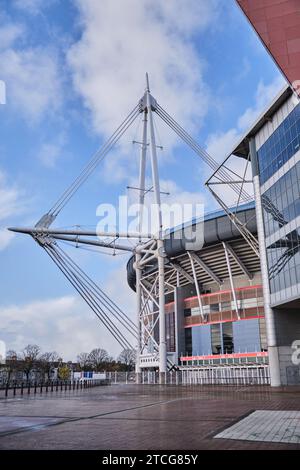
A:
[255,98,300,307]
[252,91,300,384]
[237,0,300,89]
[185,317,264,361]
[233,318,261,353]
[273,308,300,384]
[173,280,266,361]
[192,325,212,356]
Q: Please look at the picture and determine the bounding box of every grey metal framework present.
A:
[9,75,261,381]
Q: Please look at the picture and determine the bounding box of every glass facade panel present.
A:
[262,162,300,237]
[211,323,222,354]
[222,322,234,354]
[166,312,176,352]
[257,103,300,184]
[184,328,192,356]
[266,228,300,294]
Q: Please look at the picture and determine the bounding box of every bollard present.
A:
[46,382,48,393]
[27,382,30,395]
[34,382,37,394]
[13,382,16,396]
[40,383,43,394]
[21,382,24,395]
[5,382,9,397]
[51,381,53,392]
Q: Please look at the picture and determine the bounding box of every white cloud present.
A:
[0,169,27,250]
[67,0,219,177]
[0,294,130,361]
[12,0,55,15]
[0,17,63,122]
[0,22,24,49]
[205,76,285,206]
[0,229,15,250]
[206,75,286,163]
[37,132,67,168]
[0,171,20,221]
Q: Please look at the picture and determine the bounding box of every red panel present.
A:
[250,7,266,22]
[236,0,300,88]
[271,41,288,56]
[285,25,300,41]
[287,38,300,54]
[180,351,268,361]
[289,52,300,67]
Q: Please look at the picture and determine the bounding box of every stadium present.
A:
[8,2,300,388]
[127,202,266,368]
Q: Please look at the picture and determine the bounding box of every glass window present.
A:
[267,227,300,294]
[211,324,222,355]
[262,162,300,237]
[222,322,234,354]
[258,103,300,184]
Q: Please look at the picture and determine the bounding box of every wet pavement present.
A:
[0,384,300,449]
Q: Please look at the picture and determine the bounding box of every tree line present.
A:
[1,344,136,384]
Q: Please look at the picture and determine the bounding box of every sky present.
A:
[0,0,286,361]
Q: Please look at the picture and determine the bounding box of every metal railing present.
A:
[108,366,270,386]
[0,378,110,398]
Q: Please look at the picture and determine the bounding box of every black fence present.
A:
[0,379,110,398]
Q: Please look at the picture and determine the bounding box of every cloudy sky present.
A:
[0,0,285,360]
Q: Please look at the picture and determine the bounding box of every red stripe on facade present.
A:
[184,314,265,328]
[180,351,269,361]
[184,284,262,303]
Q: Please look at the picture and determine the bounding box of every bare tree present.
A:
[88,348,109,371]
[39,351,59,381]
[21,344,41,382]
[77,352,90,370]
[5,350,19,384]
[118,349,136,371]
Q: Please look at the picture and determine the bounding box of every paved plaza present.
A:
[0,384,300,450]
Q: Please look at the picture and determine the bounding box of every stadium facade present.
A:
[236,0,300,386]
[127,84,300,386]
[127,203,267,368]
[127,0,300,385]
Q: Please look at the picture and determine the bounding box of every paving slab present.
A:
[215,410,300,444]
[0,385,299,449]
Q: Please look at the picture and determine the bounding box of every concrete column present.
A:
[249,138,281,386]
[135,251,142,384]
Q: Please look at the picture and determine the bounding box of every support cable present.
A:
[48,104,141,217]
[43,243,134,350]
[54,244,138,335]
[155,104,251,201]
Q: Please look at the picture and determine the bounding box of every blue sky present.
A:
[0,0,285,360]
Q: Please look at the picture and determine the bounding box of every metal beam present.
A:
[146,76,167,378]
[222,242,240,320]
[50,234,133,252]
[168,260,194,284]
[8,226,154,240]
[223,241,253,280]
[189,251,222,286]
[187,252,205,322]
